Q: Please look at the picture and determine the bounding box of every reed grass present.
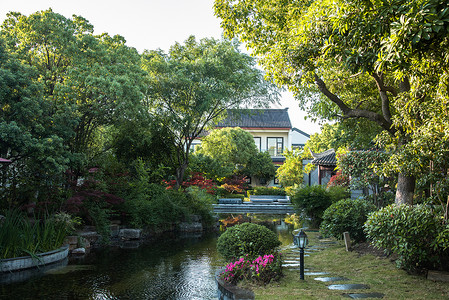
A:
[0,210,71,259]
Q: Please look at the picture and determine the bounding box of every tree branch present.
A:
[314,73,395,134]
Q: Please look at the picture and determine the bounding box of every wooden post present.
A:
[343,232,351,251]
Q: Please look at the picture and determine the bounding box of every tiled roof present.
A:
[216,109,292,129]
[311,149,337,166]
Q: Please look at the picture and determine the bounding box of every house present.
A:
[216,108,292,164]
[310,149,337,186]
[291,128,310,150]
[192,108,311,186]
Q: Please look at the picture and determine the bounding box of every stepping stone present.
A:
[343,293,384,299]
[314,277,350,282]
[305,272,330,276]
[282,263,302,267]
[328,284,370,290]
[288,268,310,272]
[284,260,301,263]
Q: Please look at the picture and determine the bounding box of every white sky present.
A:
[0,0,322,134]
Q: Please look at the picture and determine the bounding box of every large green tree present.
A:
[0,9,146,205]
[214,0,449,205]
[198,127,257,167]
[0,39,70,206]
[1,9,145,168]
[142,36,278,188]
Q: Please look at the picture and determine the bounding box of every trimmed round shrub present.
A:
[320,198,376,242]
[364,204,449,271]
[217,223,281,260]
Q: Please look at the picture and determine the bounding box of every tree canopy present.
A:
[142,36,279,187]
[198,127,258,167]
[214,0,449,204]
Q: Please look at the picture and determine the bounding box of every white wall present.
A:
[291,129,310,146]
[247,129,290,156]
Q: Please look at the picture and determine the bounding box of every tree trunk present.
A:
[395,173,415,205]
[174,163,188,190]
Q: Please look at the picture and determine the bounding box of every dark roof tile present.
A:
[216,109,292,129]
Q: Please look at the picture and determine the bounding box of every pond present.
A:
[0,219,295,300]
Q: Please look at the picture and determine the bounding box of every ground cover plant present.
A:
[249,231,449,299]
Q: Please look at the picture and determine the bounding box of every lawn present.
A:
[248,231,449,299]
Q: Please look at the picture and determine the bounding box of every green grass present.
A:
[247,232,449,299]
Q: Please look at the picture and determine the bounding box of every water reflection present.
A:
[0,218,295,300]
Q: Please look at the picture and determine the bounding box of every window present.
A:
[267,137,283,156]
[254,137,261,152]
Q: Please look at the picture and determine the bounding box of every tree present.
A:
[244,151,276,184]
[214,0,449,205]
[142,36,278,188]
[198,127,257,167]
[276,150,303,188]
[337,149,394,208]
[1,9,146,170]
[0,38,70,207]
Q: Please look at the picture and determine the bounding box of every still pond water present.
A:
[0,221,294,300]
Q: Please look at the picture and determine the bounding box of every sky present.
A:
[0,0,322,134]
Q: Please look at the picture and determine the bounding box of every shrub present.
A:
[247,186,286,196]
[320,198,376,242]
[364,204,449,272]
[220,253,283,285]
[217,223,281,260]
[289,185,333,228]
[327,185,350,203]
[125,188,187,229]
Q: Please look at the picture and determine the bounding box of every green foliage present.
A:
[364,204,449,271]
[142,36,278,188]
[248,186,286,196]
[217,222,281,260]
[199,127,257,167]
[188,153,234,181]
[244,151,276,183]
[337,149,394,208]
[0,210,76,259]
[289,185,333,228]
[320,198,376,242]
[214,0,449,206]
[275,149,303,188]
[327,185,350,203]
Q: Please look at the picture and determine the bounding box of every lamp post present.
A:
[293,229,308,280]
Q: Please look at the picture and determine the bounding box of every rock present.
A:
[71,248,86,255]
[66,235,78,245]
[119,228,142,240]
[78,237,91,249]
[78,231,100,244]
[110,224,120,238]
[178,222,203,232]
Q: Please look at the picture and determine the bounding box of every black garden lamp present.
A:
[293,229,308,280]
